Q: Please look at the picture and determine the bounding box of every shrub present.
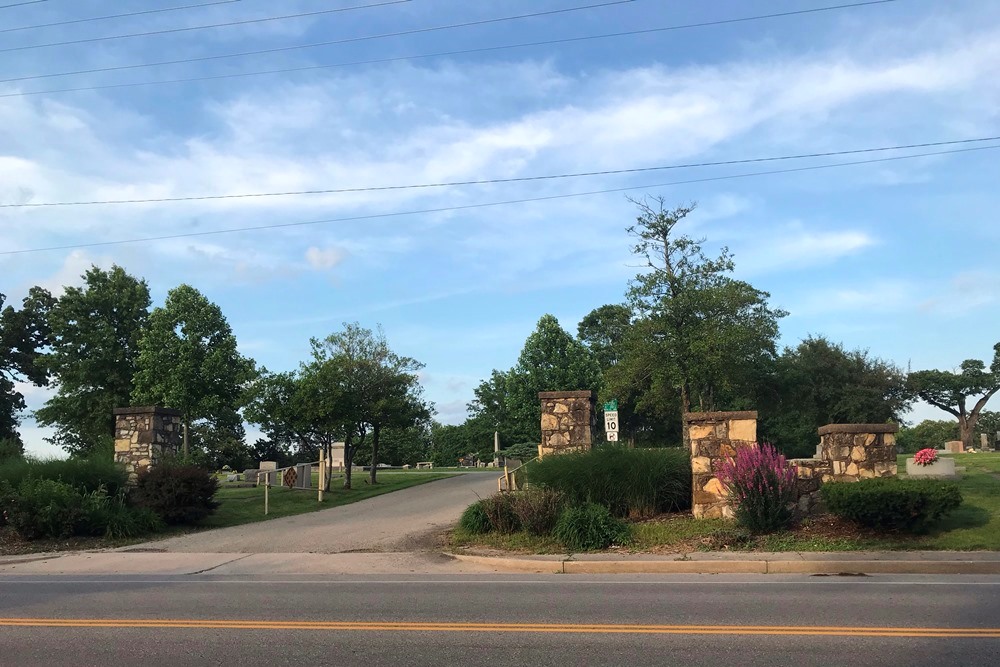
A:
[459,499,493,534]
[0,457,128,496]
[553,503,631,551]
[4,479,85,539]
[500,443,538,462]
[130,464,220,525]
[80,488,165,539]
[511,487,565,536]
[821,478,963,533]
[479,492,521,534]
[528,446,691,518]
[716,444,798,534]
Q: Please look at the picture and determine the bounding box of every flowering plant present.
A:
[913,448,938,466]
[716,443,798,533]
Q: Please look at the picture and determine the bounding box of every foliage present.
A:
[430,421,493,467]
[189,420,252,471]
[458,499,493,534]
[132,284,256,457]
[553,502,631,551]
[130,463,220,525]
[761,336,910,459]
[907,343,1000,449]
[0,287,53,446]
[821,478,963,533]
[469,315,602,445]
[500,442,538,462]
[79,489,165,539]
[511,487,566,536]
[897,420,960,454]
[528,446,691,518]
[913,448,938,466]
[0,437,24,462]
[716,443,798,534]
[0,456,128,496]
[975,411,1000,448]
[623,197,785,442]
[480,492,521,534]
[577,304,632,371]
[2,478,84,539]
[34,266,148,456]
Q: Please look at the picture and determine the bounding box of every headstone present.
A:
[295,463,311,489]
[259,461,278,471]
[244,469,260,484]
[981,434,990,452]
[944,441,964,454]
[906,456,957,478]
[226,474,238,483]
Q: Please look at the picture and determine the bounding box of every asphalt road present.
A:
[130,472,497,554]
[1,574,998,666]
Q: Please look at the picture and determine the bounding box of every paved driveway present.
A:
[131,473,498,554]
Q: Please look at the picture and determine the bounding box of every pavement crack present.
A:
[188,554,253,575]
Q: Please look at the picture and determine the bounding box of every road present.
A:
[1,574,998,665]
[130,472,497,554]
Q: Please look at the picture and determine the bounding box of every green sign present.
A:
[603,399,618,412]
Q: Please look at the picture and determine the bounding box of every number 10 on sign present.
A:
[604,410,619,442]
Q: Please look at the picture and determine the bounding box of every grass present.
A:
[451,453,1000,554]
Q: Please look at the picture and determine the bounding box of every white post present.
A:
[264,481,269,515]
[318,448,326,503]
[493,430,500,467]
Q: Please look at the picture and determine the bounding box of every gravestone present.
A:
[259,461,278,471]
[244,469,260,484]
[944,441,964,454]
[295,463,312,489]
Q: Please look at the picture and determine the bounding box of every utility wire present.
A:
[0,1,636,84]
[0,1,411,53]
[1,1,239,35]
[0,1,46,10]
[0,0,904,97]
[3,143,995,256]
[4,136,996,209]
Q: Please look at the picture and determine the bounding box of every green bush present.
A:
[500,443,538,462]
[480,492,521,534]
[511,487,565,536]
[458,499,493,534]
[821,478,963,533]
[130,464,220,525]
[0,457,128,496]
[553,503,631,551]
[4,479,85,539]
[80,489,165,539]
[528,446,691,518]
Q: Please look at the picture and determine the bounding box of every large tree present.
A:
[625,197,785,445]
[761,336,910,458]
[896,420,960,454]
[36,265,149,456]
[908,344,1000,450]
[577,304,632,371]
[0,287,54,456]
[132,284,255,457]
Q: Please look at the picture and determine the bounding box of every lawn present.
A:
[450,452,1000,554]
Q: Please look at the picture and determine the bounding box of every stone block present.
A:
[553,402,569,414]
[693,440,720,458]
[858,468,876,479]
[851,446,867,462]
[832,460,846,475]
[845,462,859,477]
[728,419,756,442]
[540,413,559,431]
[691,457,712,474]
[688,424,714,440]
[114,438,132,452]
[695,505,724,519]
[702,478,725,498]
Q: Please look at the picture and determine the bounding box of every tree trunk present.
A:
[960,415,976,451]
[182,418,189,460]
[343,434,353,490]
[369,423,381,485]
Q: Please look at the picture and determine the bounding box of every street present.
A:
[1,574,998,666]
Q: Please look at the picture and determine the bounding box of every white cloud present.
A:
[305,245,346,270]
[789,280,914,316]
[34,249,112,295]
[736,226,877,275]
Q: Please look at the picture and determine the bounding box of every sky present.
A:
[2,0,999,458]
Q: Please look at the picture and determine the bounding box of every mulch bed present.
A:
[0,527,116,557]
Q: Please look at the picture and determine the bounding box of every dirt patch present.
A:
[0,527,120,556]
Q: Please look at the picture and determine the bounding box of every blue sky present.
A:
[2,0,999,458]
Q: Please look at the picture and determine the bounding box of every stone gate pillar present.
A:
[817,424,898,481]
[538,391,595,458]
[113,406,183,484]
[684,411,758,519]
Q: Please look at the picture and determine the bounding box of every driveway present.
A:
[130,473,498,554]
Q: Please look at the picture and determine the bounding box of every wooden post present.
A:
[318,448,326,503]
[264,481,269,516]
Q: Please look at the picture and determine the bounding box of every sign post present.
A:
[603,400,619,443]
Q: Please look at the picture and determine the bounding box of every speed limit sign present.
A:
[604,410,619,441]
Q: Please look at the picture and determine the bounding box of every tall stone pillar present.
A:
[817,424,898,481]
[113,406,183,485]
[538,390,595,458]
[684,411,758,519]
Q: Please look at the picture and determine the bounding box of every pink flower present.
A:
[914,448,938,466]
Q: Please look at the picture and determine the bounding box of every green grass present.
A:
[203,472,455,529]
[450,526,565,554]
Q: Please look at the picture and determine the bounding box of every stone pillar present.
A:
[113,406,183,485]
[538,390,595,458]
[684,411,758,519]
[817,424,898,482]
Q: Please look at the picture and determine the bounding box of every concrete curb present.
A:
[448,553,1000,575]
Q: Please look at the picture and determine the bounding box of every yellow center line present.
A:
[0,619,998,637]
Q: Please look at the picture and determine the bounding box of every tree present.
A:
[0,287,53,453]
[761,336,910,458]
[907,344,1000,451]
[132,284,256,457]
[625,197,785,445]
[975,411,1000,449]
[35,265,148,456]
[577,304,632,370]
[896,420,960,454]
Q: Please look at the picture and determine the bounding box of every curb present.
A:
[449,553,1000,575]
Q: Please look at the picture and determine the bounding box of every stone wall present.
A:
[538,391,595,458]
[791,423,898,515]
[113,406,183,485]
[684,411,758,519]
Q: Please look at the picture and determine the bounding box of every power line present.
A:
[3,143,995,256]
[0,0,905,97]
[0,1,46,9]
[0,1,412,54]
[1,1,239,35]
[0,1,637,84]
[4,136,996,209]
